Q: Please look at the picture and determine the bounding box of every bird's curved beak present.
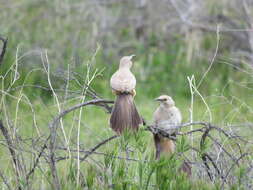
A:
[155,97,162,101]
[129,54,135,60]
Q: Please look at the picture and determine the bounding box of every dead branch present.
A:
[0,36,7,65]
[56,147,143,163]
[49,99,114,129]
[27,99,113,189]
[207,134,238,165]
[0,121,22,190]
[0,169,11,190]
[146,121,248,183]
[25,143,47,183]
[80,135,118,162]
[221,153,250,189]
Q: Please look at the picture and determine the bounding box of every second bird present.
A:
[110,55,142,134]
[153,95,182,159]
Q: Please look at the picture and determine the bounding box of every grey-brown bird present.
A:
[153,95,191,176]
[153,95,182,159]
[110,55,142,134]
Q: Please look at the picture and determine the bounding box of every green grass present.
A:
[0,62,252,189]
[1,42,253,189]
[1,1,253,189]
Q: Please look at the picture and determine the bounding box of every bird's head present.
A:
[155,95,175,107]
[119,55,135,69]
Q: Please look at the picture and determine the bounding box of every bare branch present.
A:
[0,36,7,65]
[0,121,22,190]
[146,121,249,182]
[56,147,143,163]
[25,144,47,183]
[27,99,113,188]
[221,153,250,189]
[0,169,11,190]
[80,135,118,161]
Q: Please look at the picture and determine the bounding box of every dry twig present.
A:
[0,36,7,65]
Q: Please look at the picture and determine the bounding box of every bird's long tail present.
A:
[153,134,175,159]
[110,93,142,134]
[153,134,192,177]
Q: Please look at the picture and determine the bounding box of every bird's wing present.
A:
[153,107,181,133]
[170,107,182,124]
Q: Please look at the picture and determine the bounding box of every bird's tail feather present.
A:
[153,134,175,159]
[110,93,142,134]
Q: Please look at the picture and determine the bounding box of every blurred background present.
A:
[1,0,253,120]
[1,0,253,95]
[0,1,253,189]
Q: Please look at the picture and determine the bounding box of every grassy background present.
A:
[0,0,253,189]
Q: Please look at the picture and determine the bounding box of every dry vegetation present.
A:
[0,0,253,189]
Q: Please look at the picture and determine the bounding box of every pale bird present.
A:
[153,95,181,158]
[153,95,182,135]
[109,55,142,134]
[153,95,191,176]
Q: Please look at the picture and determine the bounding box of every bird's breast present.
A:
[110,69,136,92]
[153,107,181,132]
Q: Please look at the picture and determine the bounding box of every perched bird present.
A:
[153,95,191,176]
[110,55,142,134]
[153,95,182,159]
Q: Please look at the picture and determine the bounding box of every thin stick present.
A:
[0,169,11,190]
[0,121,22,190]
[0,36,7,65]
[80,135,118,161]
[197,25,220,88]
[26,99,114,184]
[221,153,249,189]
[26,144,47,182]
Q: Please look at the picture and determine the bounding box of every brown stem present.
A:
[80,135,118,161]
[0,36,7,65]
[0,121,22,190]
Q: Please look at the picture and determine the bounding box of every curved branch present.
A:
[221,153,249,189]
[26,99,114,184]
[80,135,118,162]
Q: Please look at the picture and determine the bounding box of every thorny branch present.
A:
[0,97,251,188]
[29,99,114,189]
[221,153,250,189]
[146,121,250,184]
[0,121,22,190]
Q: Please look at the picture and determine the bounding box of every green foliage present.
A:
[86,165,96,189]
[177,135,190,153]
[0,1,253,189]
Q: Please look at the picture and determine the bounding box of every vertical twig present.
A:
[197,25,220,88]
[187,75,195,160]
[200,125,213,181]
[0,169,11,190]
[41,51,61,190]
[0,36,7,65]
[0,121,22,190]
[76,46,100,185]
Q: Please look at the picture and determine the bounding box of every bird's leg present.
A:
[154,134,162,160]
